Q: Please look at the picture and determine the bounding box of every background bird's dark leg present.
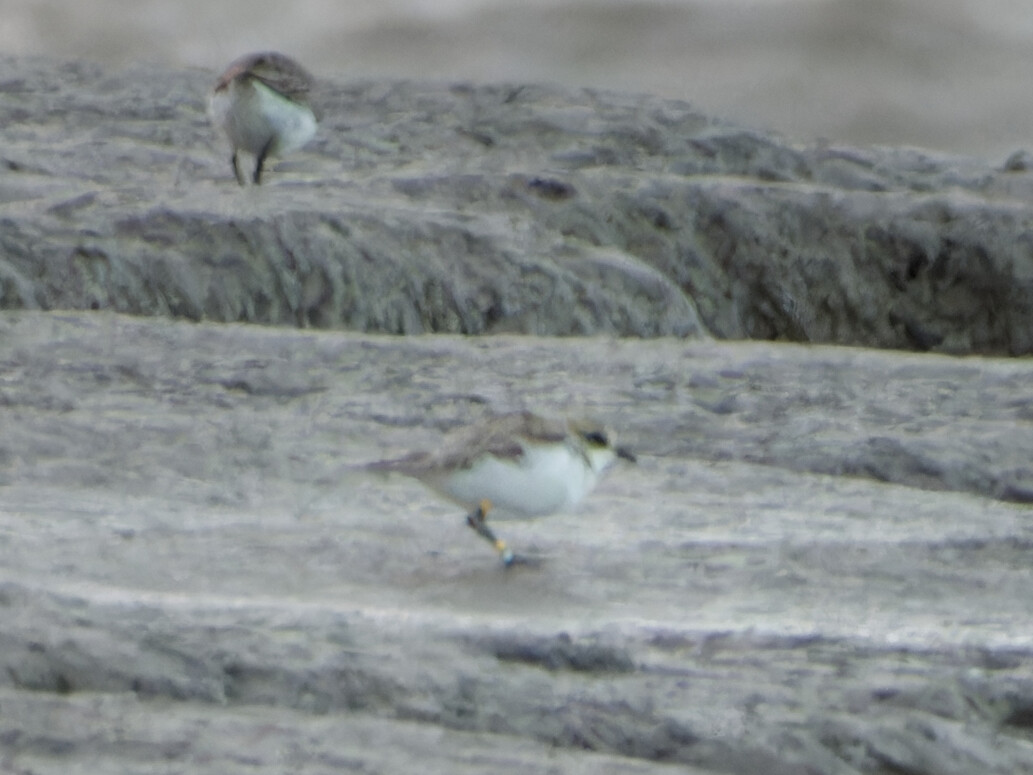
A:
[465,500,515,565]
[231,151,246,186]
[253,137,275,184]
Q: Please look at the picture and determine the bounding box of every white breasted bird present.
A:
[208,51,318,185]
[366,411,636,566]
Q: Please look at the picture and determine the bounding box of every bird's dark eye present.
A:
[583,430,608,447]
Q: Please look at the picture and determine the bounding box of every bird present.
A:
[365,411,636,566]
[208,51,318,185]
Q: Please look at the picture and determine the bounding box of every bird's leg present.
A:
[231,151,246,186]
[465,499,515,566]
[253,137,275,184]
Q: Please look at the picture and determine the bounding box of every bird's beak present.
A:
[616,446,637,464]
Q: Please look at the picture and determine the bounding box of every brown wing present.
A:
[215,52,314,104]
[453,411,568,465]
[365,411,568,477]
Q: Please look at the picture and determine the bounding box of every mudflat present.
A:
[2,311,1032,773]
[1,51,1033,773]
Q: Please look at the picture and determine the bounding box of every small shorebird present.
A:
[208,51,318,185]
[366,411,636,566]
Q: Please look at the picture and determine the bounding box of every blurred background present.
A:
[2,0,1032,163]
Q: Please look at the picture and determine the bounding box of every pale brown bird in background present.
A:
[208,51,318,185]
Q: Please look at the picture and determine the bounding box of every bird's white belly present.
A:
[436,445,601,518]
[208,81,316,157]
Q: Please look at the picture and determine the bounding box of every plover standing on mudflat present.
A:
[366,411,636,566]
[208,51,318,185]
